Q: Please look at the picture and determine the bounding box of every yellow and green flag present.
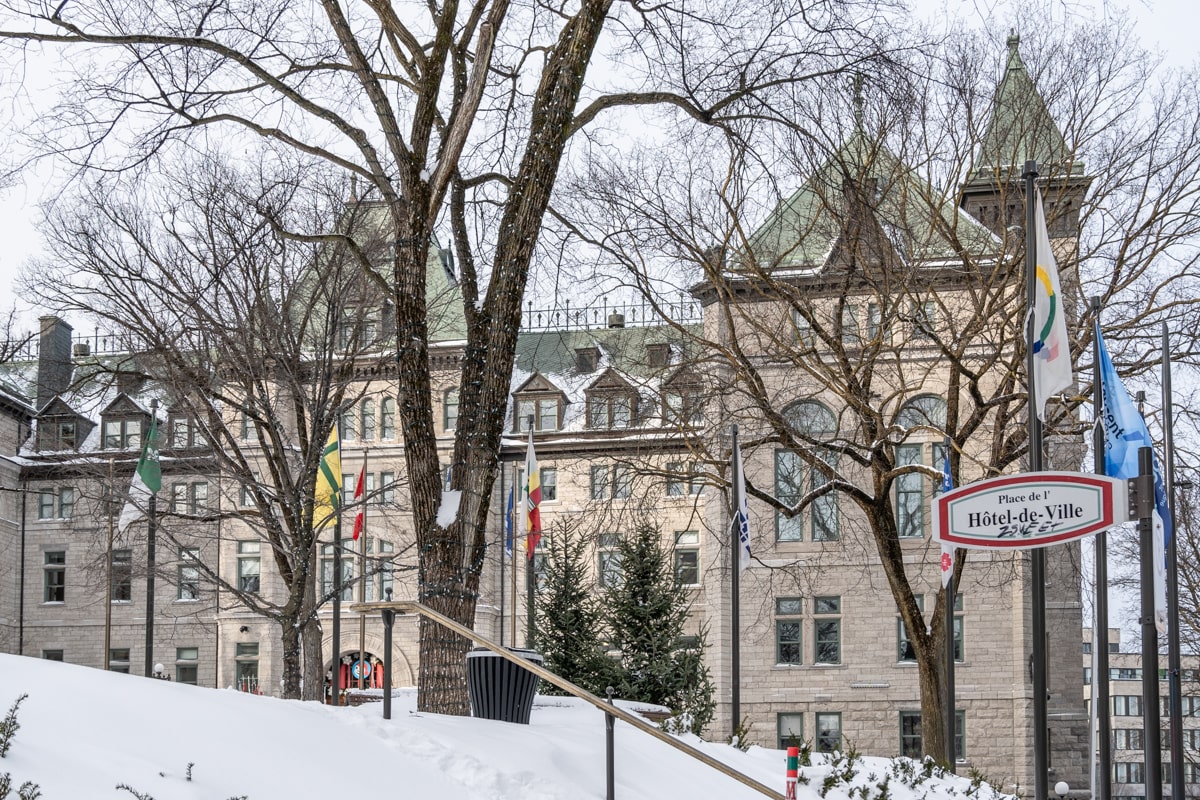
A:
[314,425,342,525]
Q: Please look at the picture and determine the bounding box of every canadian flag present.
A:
[352,466,365,541]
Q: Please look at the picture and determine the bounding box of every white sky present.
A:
[1,652,1005,799]
[0,0,1192,334]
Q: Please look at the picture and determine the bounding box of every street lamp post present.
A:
[381,587,395,720]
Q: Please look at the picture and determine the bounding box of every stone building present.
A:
[0,36,1094,794]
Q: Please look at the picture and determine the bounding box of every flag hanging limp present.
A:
[1096,323,1172,633]
[939,444,955,589]
[314,425,342,526]
[117,415,162,534]
[524,430,541,558]
[352,465,365,541]
[731,432,751,572]
[1030,191,1073,422]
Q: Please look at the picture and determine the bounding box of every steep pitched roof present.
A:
[744,130,999,274]
[971,34,1079,178]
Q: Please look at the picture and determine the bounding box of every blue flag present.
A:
[504,485,514,557]
[1096,322,1171,632]
[939,443,954,588]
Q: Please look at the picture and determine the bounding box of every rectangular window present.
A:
[895,444,924,538]
[360,398,376,441]
[899,711,966,760]
[590,465,609,500]
[178,547,200,600]
[38,490,54,520]
[897,595,924,662]
[815,712,842,753]
[57,421,77,448]
[666,462,686,497]
[775,597,803,665]
[541,468,557,502]
[598,532,622,588]
[912,300,937,339]
[321,544,353,601]
[370,539,395,601]
[104,419,122,449]
[674,531,700,586]
[777,713,804,750]
[237,541,261,594]
[42,650,64,661]
[1113,729,1144,750]
[381,398,396,439]
[775,450,804,542]
[1114,763,1145,784]
[111,549,132,602]
[171,483,187,514]
[839,304,860,347]
[516,400,535,432]
[240,412,258,442]
[612,395,632,428]
[44,551,66,602]
[176,647,199,685]
[814,596,841,664]
[170,418,192,449]
[613,465,632,499]
[380,471,395,505]
[792,309,814,348]
[444,389,459,432]
[58,487,74,519]
[190,482,208,514]
[538,399,558,432]
[235,642,259,693]
[1113,695,1143,716]
[866,302,882,342]
[109,647,131,674]
[588,398,607,429]
[341,408,357,442]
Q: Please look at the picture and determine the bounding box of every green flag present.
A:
[118,416,161,533]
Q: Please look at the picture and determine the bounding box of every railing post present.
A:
[606,685,616,800]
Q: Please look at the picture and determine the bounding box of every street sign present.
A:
[934,471,1129,550]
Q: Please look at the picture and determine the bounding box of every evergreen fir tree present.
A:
[532,526,619,696]
[604,522,715,734]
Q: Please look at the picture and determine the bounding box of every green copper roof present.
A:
[973,33,1077,176]
[746,130,999,271]
[514,324,701,380]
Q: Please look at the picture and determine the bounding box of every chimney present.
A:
[36,316,74,410]
[607,312,625,329]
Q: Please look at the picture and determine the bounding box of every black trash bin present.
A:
[466,647,543,724]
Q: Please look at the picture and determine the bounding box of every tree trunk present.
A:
[417,544,478,715]
[917,640,947,763]
[280,612,303,699]
[301,613,325,702]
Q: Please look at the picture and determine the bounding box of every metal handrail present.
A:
[349,599,781,798]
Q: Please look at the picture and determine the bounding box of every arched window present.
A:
[776,401,838,542]
[360,398,376,441]
[380,397,396,440]
[341,408,356,442]
[896,395,947,430]
[894,394,948,539]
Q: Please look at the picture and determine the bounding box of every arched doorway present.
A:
[325,650,386,704]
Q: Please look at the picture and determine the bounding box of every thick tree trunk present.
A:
[416,539,479,714]
[301,613,325,701]
[917,639,947,763]
[280,613,303,699]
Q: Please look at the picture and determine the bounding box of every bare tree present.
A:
[556,16,1200,758]
[22,155,405,699]
[0,0,906,711]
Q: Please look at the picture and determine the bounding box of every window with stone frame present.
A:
[111,549,133,602]
[237,541,261,593]
[815,712,842,753]
[900,710,965,760]
[514,394,562,433]
[598,532,623,588]
[666,462,701,496]
[444,388,460,431]
[777,713,804,750]
[169,414,202,449]
[587,391,636,429]
[178,547,200,600]
[235,642,259,692]
[109,647,131,674]
[360,397,376,441]
[813,596,841,664]
[103,416,144,450]
[44,551,66,602]
[775,597,803,665]
[176,647,200,685]
[381,396,397,439]
[674,530,700,585]
[897,594,963,662]
[775,401,839,542]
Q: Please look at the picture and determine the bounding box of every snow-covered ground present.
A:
[0,653,1010,799]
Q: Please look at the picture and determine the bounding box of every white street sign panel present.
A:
[934,472,1129,550]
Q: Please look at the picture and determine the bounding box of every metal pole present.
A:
[730,424,741,741]
[1023,160,1049,800]
[511,461,519,649]
[1163,321,1184,794]
[144,399,159,678]
[333,511,342,705]
[358,452,368,692]
[525,416,536,649]
[104,458,114,671]
[1136,446,1162,800]
[1091,298,1112,800]
[382,598,395,720]
[943,495,956,773]
[606,686,616,800]
[499,465,506,648]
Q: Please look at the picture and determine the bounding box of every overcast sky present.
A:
[0,0,1192,335]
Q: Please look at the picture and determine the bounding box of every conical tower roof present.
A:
[972,33,1079,178]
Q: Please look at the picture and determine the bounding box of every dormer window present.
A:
[103,418,143,450]
[515,398,560,433]
[56,421,77,449]
[664,387,704,427]
[646,343,670,368]
[169,415,202,449]
[588,393,635,429]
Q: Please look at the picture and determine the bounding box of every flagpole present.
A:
[1023,161,1049,800]
[143,399,159,678]
[358,451,368,692]
[104,457,114,671]
[942,438,956,771]
[1163,322,1184,792]
[730,424,741,741]
[499,465,507,649]
[1090,300,1112,800]
[331,422,342,705]
[510,461,519,649]
[1136,445,1163,800]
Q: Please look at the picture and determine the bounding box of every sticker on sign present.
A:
[934,471,1129,550]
